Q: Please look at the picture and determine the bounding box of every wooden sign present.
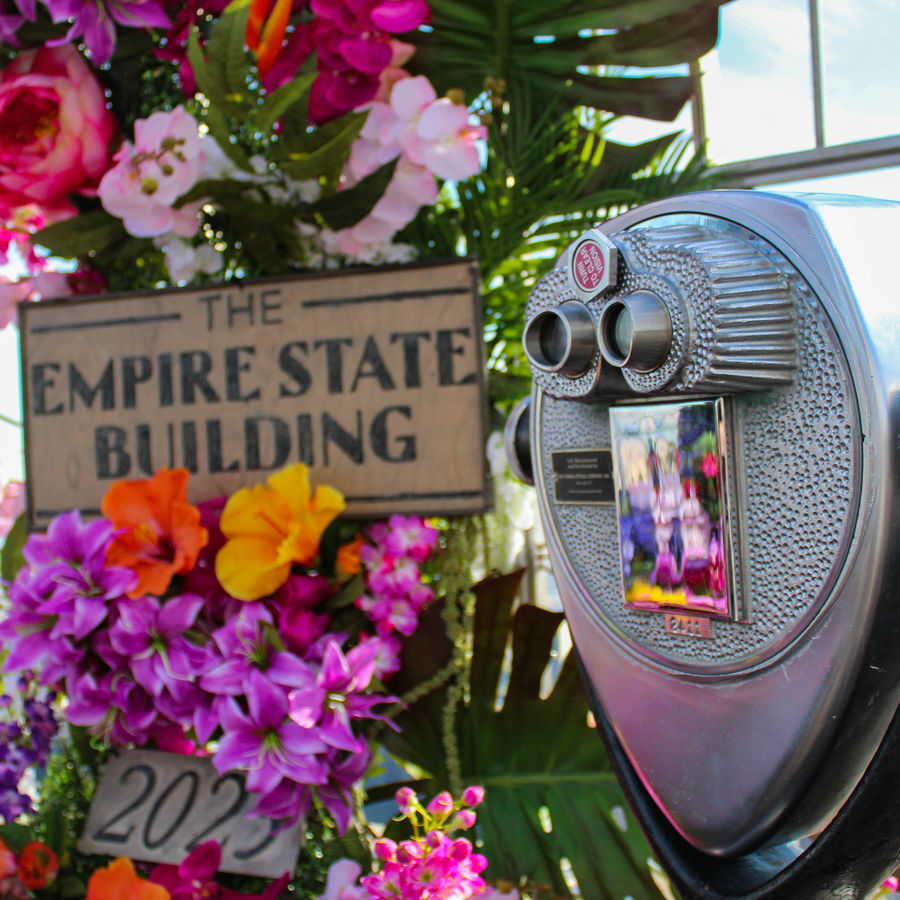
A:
[19,260,491,529]
[77,749,303,877]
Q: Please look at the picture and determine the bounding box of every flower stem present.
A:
[0,412,21,428]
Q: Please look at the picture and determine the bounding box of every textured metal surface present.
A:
[536,239,858,670]
[614,226,798,393]
[526,191,900,862]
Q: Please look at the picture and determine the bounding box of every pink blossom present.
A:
[462,785,484,807]
[384,515,439,561]
[0,277,29,329]
[0,480,25,538]
[0,44,118,221]
[315,858,368,900]
[264,0,429,122]
[426,790,453,816]
[98,106,209,237]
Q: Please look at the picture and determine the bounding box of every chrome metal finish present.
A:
[598,290,672,372]
[609,225,799,394]
[523,300,596,377]
[503,395,533,485]
[526,190,900,860]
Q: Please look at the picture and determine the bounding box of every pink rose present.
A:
[0,45,118,220]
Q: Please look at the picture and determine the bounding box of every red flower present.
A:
[17,842,58,890]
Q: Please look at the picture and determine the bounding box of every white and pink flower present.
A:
[98,106,212,238]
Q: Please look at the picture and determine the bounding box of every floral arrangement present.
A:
[0,462,439,830]
[13,785,517,900]
[0,0,487,322]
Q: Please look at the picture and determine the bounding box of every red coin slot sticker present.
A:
[572,240,607,292]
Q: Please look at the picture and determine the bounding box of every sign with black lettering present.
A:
[19,260,490,528]
[77,749,302,877]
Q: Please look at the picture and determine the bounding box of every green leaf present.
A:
[33,209,126,259]
[258,72,316,135]
[201,0,253,115]
[275,110,368,188]
[311,159,398,230]
[0,823,31,854]
[1,514,27,583]
[381,571,667,899]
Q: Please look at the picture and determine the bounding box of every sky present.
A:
[3,0,900,484]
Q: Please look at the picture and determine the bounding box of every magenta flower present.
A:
[212,670,327,797]
[108,593,210,695]
[0,511,135,683]
[150,840,225,900]
[288,637,396,753]
[65,669,159,744]
[45,0,170,65]
[315,745,371,834]
[200,603,315,696]
[383,515,439,561]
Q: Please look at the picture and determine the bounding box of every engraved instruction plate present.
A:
[609,398,736,621]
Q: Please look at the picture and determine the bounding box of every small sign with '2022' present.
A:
[78,750,302,877]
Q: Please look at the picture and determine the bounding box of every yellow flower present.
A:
[215,464,345,601]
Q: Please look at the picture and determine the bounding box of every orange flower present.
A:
[247,0,292,76]
[17,841,58,889]
[336,535,363,576]
[102,468,208,598]
[215,463,344,601]
[86,858,170,900]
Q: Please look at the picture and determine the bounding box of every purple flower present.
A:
[212,670,327,797]
[0,570,82,683]
[65,670,158,744]
[108,593,210,695]
[288,637,397,753]
[1,511,136,684]
[45,0,171,64]
[316,745,371,834]
[200,603,315,696]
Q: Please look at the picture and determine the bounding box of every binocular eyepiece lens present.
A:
[598,290,672,374]
[523,300,597,377]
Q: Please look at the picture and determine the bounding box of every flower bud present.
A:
[450,838,472,861]
[463,785,485,807]
[452,809,477,830]
[395,786,416,813]
[426,790,454,816]
[373,838,396,862]
[140,177,158,195]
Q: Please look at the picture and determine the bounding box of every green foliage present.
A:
[408,0,727,125]
[0,514,27,583]
[378,570,667,900]
[402,111,722,376]
[29,727,110,894]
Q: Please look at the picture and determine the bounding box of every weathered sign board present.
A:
[19,260,491,529]
[78,749,303,877]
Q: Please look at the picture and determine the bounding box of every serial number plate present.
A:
[78,749,302,877]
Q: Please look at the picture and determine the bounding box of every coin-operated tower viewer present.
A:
[505,191,900,899]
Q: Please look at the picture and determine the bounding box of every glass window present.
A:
[703,0,816,162]
[819,0,900,145]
